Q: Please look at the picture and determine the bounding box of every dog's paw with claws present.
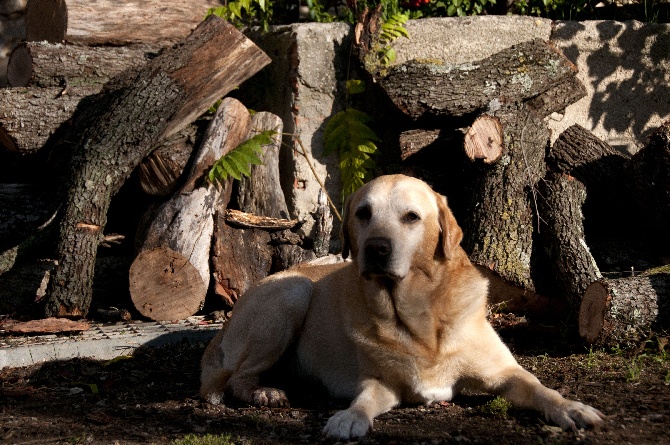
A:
[546,400,605,432]
[252,387,289,407]
[323,408,371,440]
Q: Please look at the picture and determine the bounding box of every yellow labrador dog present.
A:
[200,174,603,440]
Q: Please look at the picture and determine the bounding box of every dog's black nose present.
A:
[364,237,393,260]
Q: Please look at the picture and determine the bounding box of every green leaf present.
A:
[207,130,276,185]
[346,79,366,95]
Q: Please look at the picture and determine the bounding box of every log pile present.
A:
[0,5,333,322]
[369,37,669,346]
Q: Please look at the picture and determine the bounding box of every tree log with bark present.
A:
[579,271,670,347]
[7,41,162,88]
[25,0,223,45]
[44,16,270,318]
[538,172,601,312]
[378,39,581,120]
[0,86,100,155]
[464,106,548,291]
[130,98,252,321]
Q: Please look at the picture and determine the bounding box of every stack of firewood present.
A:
[0,1,332,323]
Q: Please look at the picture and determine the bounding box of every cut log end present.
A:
[464,115,503,164]
[578,280,608,344]
[129,247,207,321]
[6,43,32,88]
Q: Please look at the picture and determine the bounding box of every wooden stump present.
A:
[44,17,270,318]
[579,274,670,347]
[463,115,503,164]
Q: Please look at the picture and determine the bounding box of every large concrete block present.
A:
[550,20,670,154]
[241,23,352,241]
[394,15,552,64]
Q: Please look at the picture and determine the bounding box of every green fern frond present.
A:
[324,108,379,199]
[207,129,276,185]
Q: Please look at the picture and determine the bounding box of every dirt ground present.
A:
[1,321,669,445]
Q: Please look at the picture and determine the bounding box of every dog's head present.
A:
[341,175,463,282]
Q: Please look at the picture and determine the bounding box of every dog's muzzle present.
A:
[362,237,395,278]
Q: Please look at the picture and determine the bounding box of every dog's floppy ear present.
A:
[340,193,353,259]
[436,193,463,260]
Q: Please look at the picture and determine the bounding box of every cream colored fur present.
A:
[200,174,604,440]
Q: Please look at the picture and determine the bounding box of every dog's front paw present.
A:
[252,387,289,407]
[546,400,605,432]
[323,408,371,440]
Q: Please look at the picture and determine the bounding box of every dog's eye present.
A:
[403,211,420,224]
[355,205,372,221]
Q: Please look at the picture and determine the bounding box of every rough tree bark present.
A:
[378,39,580,120]
[129,98,252,321]
[44,16,270,318]
[0,86,100,155]
[25,0,223,45]
[7,41,161,88]
[464,106,548,291]
[538,172,601,312]
[579,273,670,347]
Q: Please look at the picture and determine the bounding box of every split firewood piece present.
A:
[0,317,90,334]
[211,216,273,308]
[0,86,100,155]
[136,122,202,197]
[629,119,670,248]
[224,209,298,230]
[45,17,270,318]
[464,106,548,291]
[579,272,670,347]
[25,0,222,46]
[129,98,252,322]
[378,39,580,120]
[538,172,601,312]
[211,112,286,307]
[236,112,289,219]
[463,115,503,164]
[7,41,161,88]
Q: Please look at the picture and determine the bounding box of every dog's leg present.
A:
[487,366,605,431]
[220,274,314,407]
[323,378,400,440]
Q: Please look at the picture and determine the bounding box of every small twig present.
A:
[99,233,125,248]
[290,135,343,222]
[518,111,545,231]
